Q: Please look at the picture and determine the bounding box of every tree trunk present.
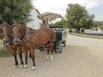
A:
[76,28,80,33]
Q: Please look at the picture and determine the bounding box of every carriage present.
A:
[40,12,67,53]
[50,26,67,53]
[1,12,67,69]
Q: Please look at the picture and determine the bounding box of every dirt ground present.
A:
[0,35,103,77]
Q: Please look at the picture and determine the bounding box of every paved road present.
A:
[0,35,103,77]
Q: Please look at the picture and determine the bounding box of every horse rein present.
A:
[19,27,32,45]
[0,32,3,37]
[2,31,14,48]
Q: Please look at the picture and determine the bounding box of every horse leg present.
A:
[53,41,57,53]
[29,52,31,58]
[30,48,36,70]
[46,47,50,61]
[50,43,54,61]
[50,51,54,61]
[24,51,28,68]
[14,55,18,66]
[12,48,18,68]
[19,53,24,68]
[18,47,24,68]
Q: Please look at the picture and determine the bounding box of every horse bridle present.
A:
[3,31,14,48]
[0,32,3,37]
[19,27,35,45]
[16,27,27,45]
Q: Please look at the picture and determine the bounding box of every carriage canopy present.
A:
[39,12,62,21]
[39,12,63,28]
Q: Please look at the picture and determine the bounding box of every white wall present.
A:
[85,27,103,33]
[26,9,41,29]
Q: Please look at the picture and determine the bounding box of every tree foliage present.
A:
[0,0,32,24]
[49,19,68,28]
[66,4,95,32]
[97,21,103,30]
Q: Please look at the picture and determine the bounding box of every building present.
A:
[26,8,41,29]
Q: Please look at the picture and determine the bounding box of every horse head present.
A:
[0,24,3,39]
[1,23,13,47]
[12,23,26,45]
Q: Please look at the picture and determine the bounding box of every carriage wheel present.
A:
[39,47,45,52]
[64,40,66,47]
[57,44,63,53]
[62,40,66,47]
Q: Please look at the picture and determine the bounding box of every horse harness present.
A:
[3,32,14,48]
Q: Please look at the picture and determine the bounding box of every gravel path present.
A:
[0,35,103,77]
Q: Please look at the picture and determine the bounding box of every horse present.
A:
[1,23,24,68]
[42,28,56,53]
[0,24,4,39]
[12,24,56,70]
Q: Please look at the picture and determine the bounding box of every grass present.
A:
[0,40,11,57]
[99,25,103,30]
[0,48,11,57]
[70,33,103,39]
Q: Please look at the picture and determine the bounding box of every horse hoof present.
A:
[50,55,53,61]
[15,65,19,68]
[46,58,49,61]
[46,55,49,61]
[32,66,36,70]
[24,64,28,68]
[21,65,24,68]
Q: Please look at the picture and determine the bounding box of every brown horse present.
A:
[12,24,56,70]
[0,24,4,39]
[43,28,56,48]
[42,28,56,59]
[1,23,24,67]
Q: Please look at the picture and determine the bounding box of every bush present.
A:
[81,28,84,33]
[69,29,72,33]
[0,48,11,57]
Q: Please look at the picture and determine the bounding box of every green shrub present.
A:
[69,29,73,33]
[0,48,11,57]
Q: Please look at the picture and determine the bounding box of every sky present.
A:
[32,0,103,21]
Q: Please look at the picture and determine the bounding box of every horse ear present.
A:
[12,23,18,27]
[0,24,3,31]
[10,25,13,29]
[0,24,2,28]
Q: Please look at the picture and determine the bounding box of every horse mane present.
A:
[2,23,12,33]
[12,23,26,40]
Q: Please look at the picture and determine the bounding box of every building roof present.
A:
[33,7,40,14]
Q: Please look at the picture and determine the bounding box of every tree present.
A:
[96,21,103,30]
[49,19,68,28]
[79,14,95,29]
[66,4,95,33]
[0,0,32,24]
